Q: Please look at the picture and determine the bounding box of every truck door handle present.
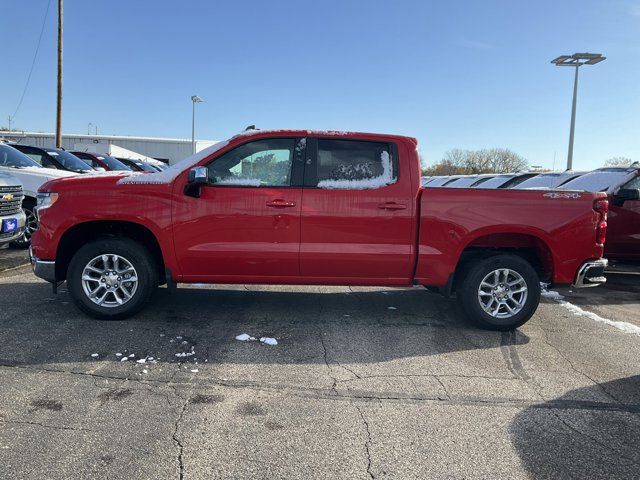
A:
[378,202,407,210]
[266,199,297,208]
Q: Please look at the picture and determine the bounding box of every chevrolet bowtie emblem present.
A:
[1,194,14,201]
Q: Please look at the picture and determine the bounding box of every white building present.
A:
[0,131,218,165]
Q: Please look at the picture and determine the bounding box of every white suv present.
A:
[0,143,77,248]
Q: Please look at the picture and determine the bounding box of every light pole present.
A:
[88,122,93,135]
[191,95,203,154]
[551,52,605,170]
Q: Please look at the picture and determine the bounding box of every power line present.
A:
[11,0,53,120]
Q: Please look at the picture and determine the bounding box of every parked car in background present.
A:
[116,158,161,172]
[447,174,497,188]
[0,143,77,247]
[560,166,640,263]
[32,128,608,330]
[513,171,585,190]
[471,173,538,189]
[425,175,462,187]
[0,172,26,247]
[11,145,95,174]
[71,151,132,171]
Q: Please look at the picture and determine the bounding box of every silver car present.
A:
[0,172,27,247]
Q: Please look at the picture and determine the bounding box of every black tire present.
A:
[10,200,37,249]
[67,238,158,320]
[458,254,541,330]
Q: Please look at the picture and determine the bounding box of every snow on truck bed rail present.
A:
[117,141,229,185]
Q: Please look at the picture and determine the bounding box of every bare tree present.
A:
[422,148,528,176]
[604,157,634,167]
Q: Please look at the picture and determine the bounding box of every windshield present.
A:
[559,170,634,192]
[0,144,42,168]
[99,156,131,171]
[45,149,93,172]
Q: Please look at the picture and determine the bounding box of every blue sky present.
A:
[1,0,639,170]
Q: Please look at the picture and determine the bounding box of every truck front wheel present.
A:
[458,254,541,330]
[67,238,158,320]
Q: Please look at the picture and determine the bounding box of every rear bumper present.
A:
[29,246,57,283]
[572,258,608,288]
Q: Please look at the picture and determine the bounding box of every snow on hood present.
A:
[117,141,229,185]
[14,166,78,178]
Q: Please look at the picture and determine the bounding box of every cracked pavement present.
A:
[0,262,639,479]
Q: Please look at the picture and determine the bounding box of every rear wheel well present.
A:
[451,234,553,294]
[56,221,165,284]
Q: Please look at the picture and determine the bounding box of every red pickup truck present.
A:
[30,129,608,330]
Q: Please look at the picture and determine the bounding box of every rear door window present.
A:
[308,139,397,189]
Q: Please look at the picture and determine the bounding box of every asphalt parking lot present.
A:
[0,248,639,479]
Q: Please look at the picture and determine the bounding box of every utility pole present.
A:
[55,0,63,148]
[7,116,11,132]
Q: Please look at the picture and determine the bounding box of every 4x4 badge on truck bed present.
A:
[543,192,582,199]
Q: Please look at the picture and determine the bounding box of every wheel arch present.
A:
[55,220,166,283]
[451,231,554,294]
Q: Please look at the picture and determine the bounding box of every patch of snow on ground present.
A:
[235,333,256,341]
[190,369,199,373]
[557,300,640,336]
[260,337,278,346]
[387,306,397,310]
[120,357,128,362]
[90,353,99,358]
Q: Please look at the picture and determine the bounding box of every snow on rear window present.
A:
[317,151,395,190]
[117,141,229,185]
[559,170,634,192]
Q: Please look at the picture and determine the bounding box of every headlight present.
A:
[36,192,59,210]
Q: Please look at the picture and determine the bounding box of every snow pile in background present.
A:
[541,289,565,300]
[318,151,395,190]
[260,337,278,346]
[118,140,229,185]
[216,178,261,187]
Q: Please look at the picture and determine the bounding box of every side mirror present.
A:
[185,166,208,198]
[613,188,640,206]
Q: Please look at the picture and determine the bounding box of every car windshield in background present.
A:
[100,156,131,171]
[44,149,93,172]
[446,176,483,188]
[137,162,159,172]
[515,172,584,189]
[559,170,634,192]
[0,144,42,168]
[472,175,515,188]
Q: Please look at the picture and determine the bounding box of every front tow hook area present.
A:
[573,258,608,288]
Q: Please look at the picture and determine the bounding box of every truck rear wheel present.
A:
[458,254,540,330]
[67,238,158,320]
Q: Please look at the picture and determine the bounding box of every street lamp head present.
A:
[191,95,203,103]
[551,52,606,67]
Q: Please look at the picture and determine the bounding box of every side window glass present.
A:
[623,176,640,190]
[315,139,397,189]
[25,152,45,167]
[207,138,295,187]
